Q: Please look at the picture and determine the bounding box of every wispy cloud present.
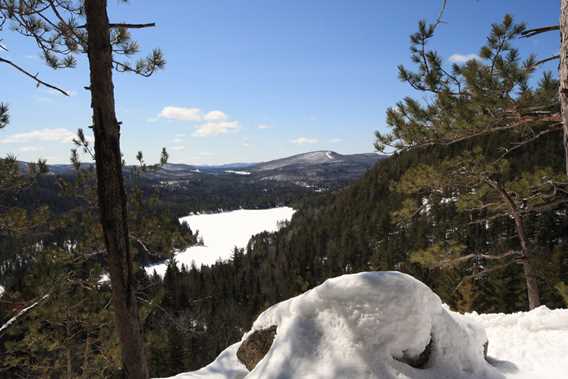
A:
[0,128,83,144]
[448,53,481,64]
[159,106,203,121]
[257,123,272,129]
[329,138,342,144]
[242,137,252,147]
[193,121,240,137]
[172,138,184,143]
[291,137,318,145]
[18,146,42,152]
[170,145,185,151]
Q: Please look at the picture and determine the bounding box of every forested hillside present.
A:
[140,126,567,376]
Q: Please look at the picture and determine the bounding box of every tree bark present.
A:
[560,0,568,175]
[84,1,149,377]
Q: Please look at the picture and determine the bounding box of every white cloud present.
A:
[157,106,239,137]
[257,123,272,129]
[170,146,185,151]
[0,128,79,144]
[159,106,203,121]
[291,137,319,145]
[448,53,482,63]
[204,110,227,121]
[175,133,186,137]
[193,121,240,137]
[172,138,184,143]
[329,138,342,143]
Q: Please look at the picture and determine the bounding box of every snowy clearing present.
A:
[161,272,568,379]
[145,207,295,277]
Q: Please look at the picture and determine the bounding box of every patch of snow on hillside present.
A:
[161,272,568,379]
[325,151,334,160]
[0,285,4,298]
[146,207,295,277]
[224,170,251,175]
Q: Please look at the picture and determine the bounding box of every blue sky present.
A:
[0,0,560,164]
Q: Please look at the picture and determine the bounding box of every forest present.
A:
[1,1,568,378]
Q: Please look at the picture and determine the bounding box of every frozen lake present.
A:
[145,207,295,277]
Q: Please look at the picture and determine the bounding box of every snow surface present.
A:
[224,170,251,176]
[162,344,247,379]
[162,272,568,379]
[462,307,568,379]
[146,207,295,277]
[0,285,4,298]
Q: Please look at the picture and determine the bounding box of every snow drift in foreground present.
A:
[161,272,568,379]
[146,207,295,277]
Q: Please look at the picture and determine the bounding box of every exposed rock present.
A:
[237,325,277,371]
[396,335,433,369]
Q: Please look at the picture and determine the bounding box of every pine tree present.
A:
[378,14,568,310]
[0,2,165,376]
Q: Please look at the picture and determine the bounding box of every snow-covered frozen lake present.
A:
[145,207,295,277]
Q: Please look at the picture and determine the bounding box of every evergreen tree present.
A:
[1,2,165,375]
[376,14,568,310]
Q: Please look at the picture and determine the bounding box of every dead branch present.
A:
[522,25,560,38]
[0,57,69,96]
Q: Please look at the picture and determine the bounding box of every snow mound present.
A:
[163,343,247,379]
[163,272,516,379]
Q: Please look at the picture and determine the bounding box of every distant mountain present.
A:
[252,151,383,184]
[26,151,384,191]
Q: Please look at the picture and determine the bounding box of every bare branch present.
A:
[109,22,156,29]
[529,54,560,68]
[0,57,69,96]
[521,25,560,38]
[0,294,50,337]
[77,22,156,29]
[432,0,448,31]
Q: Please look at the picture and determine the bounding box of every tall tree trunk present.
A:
[84,1,149,377]
[560,0,568,175]
[496,184,541,310]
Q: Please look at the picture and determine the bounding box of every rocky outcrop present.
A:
[236,325,277,371]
